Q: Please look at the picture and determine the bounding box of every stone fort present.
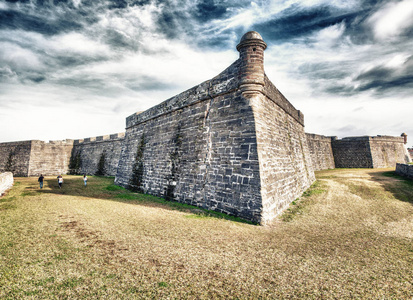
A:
[0,32,411,224]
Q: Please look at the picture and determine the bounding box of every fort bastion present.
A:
[0,31,411,224]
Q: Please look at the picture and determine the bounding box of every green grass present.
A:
[1,172,412,299]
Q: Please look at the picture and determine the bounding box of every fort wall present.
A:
[28,140,74,176]
[0,141,32,176]
[0,172,13,197]
[395,163,413,180]
[115,31,315,224]
[331,136,410,169]
[116,62,265,223]
[369,136,411,168]
[305,133,335,171]
[331,137,373,168]
[0,31,410,224]
[71,133,125,176]
[407,148,413,160]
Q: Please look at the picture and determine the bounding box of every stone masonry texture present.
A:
[115,31,315,224]
[395,163,413,180]
[0,140,73,176]
[331,136,410,168]
[0,141,32,176]
[0,172,13,197]
[28,140,74,176]
[0,31,410,224]
[71,133,125,176]
[306,133,335,171]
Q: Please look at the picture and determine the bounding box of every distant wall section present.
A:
[395,163,413,180]
[0,141,32,176]
[331,137,372,168]
[305,133,335,171]
[71,133,125,176]
[331,136,410,168]
[28,140,74,176]
[407,148,413,161]
[369,136,411,168]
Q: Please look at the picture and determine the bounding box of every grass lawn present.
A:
[0,169,412,299]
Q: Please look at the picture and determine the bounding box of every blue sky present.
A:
[1,0,413,146]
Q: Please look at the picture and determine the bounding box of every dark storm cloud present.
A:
[194,0,228,23]
[255,5,358,43]
[1,0,412,98]
[0,9,83,35]
[355,56,413,94]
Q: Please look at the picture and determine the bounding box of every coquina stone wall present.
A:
[0,140,74,176]
[71,133,125,176]
[0,141,32,176]
[0,172,13,197]
[331,136,410,168]
[28,140,74,176]
[395,163,413,180]
[306,133,335,171]
[115,31,315,224]
[331,137,373,168]
[369,136,411,168]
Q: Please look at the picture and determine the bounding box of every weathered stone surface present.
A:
[331,136,410,168]
[370,136,411,168]
[115,31,315,224]
[28,140,74,176]
[0,141,32,176]
[72,133,124,176]
[0,172,13,197]
[395,163,413,180]
[306,133,335,171]
[1,31,409,224]
[0,140,73,176]
[408,148,413,160]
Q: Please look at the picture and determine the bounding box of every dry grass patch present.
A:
[0,171,412,299]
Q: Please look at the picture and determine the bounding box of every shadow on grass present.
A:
[371,171,413,204]
[38,176,256,225]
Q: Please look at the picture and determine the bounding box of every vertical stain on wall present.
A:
[165,124,183,201]
[129,134,146,192]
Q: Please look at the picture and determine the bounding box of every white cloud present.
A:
[49,33,111,56]
[0,41,43,70]
[368,0,413,40]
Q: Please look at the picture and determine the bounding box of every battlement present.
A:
[126,60,241,128]
[333,135,404,143]
[74,133,125,145]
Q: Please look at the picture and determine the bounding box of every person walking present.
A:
[83,174,88,187]
[38,174,44,189]
[57,175,63,189]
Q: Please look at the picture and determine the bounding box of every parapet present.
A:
[74,133,125,145]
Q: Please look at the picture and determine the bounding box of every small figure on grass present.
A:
[38,174,44,189]
[57,175,63,189]
[83,174,88,187]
